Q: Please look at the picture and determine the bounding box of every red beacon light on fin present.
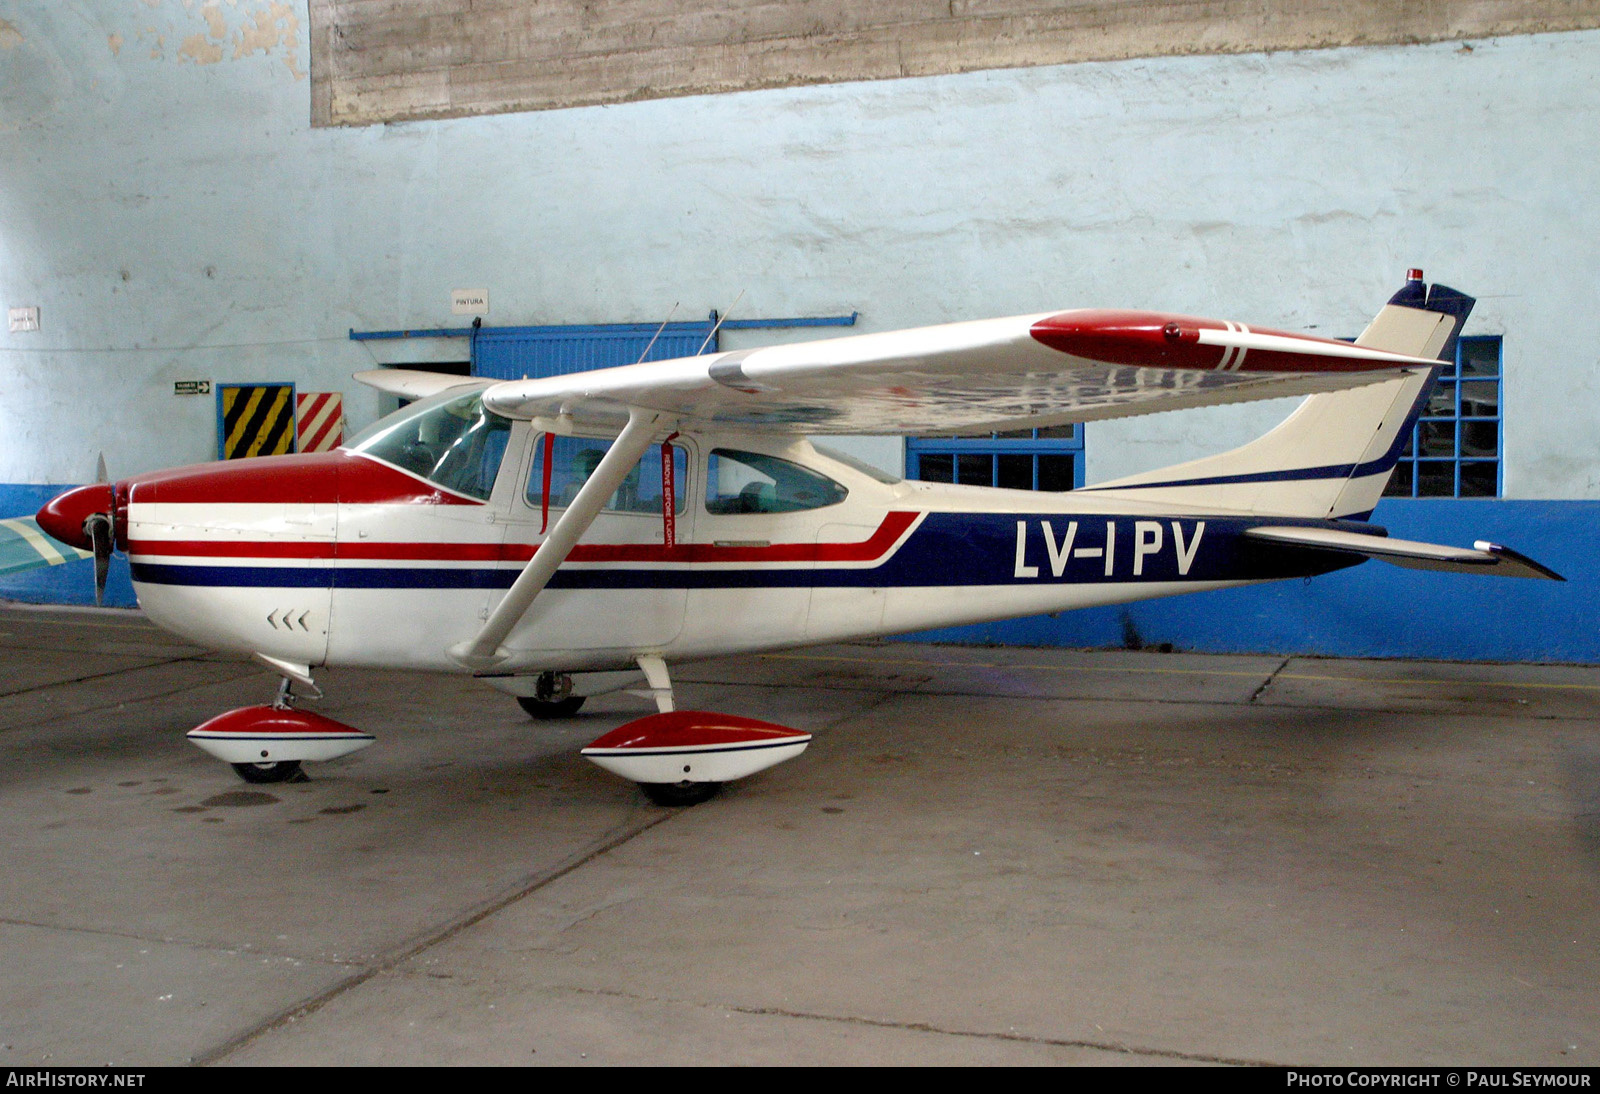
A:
[1407,268,1425,282]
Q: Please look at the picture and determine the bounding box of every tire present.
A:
[231,760,305,784]
[516,695,586,719]
[640,781,721,807]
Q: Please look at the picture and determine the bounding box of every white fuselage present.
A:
[125,422,1336,678]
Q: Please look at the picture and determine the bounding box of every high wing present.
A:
[466,310,1442,435]
[353,369,491,402]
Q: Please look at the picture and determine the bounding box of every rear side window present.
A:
[527,435,687,514]
[705,449,848,514]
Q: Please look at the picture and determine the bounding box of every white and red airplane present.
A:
[33,271,1560,804]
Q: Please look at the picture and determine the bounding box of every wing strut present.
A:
[450,407,666,670]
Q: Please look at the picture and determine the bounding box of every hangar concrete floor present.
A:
[2,603,1597,1067]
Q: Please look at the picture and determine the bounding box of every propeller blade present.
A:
[86,514,112,607]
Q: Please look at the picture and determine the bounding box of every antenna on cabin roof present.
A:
[635,302,680,364]
[696,288,745,356]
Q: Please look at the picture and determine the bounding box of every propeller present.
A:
[85,513,112,606]
[34,452,119,606]
[88,453,111,606]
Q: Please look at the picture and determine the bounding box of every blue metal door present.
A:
[471,318,719,380]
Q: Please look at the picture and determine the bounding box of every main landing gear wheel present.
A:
[230,760,305,784]
[517,671,587,719]
[640,781,722,807]
[517,695,586,719]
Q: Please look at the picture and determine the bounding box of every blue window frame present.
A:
[1384,335,1502,498]
[906,425,1085,491]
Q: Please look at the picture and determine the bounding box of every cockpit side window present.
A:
[526,435,688,515]
[348,390,512,501]
[705,449,848,514]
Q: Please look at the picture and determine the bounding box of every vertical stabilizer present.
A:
[1085,273,1474,518]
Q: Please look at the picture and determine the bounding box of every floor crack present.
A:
[0,661,265,735]
[1248,657,1292,704]
[0,656,199,700]
[190,805,676,1066]
[561,984,1278,1066]
[0,915,363,967]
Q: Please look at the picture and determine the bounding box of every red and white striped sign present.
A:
[295,392,343,453]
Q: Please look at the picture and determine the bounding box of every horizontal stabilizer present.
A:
[1244,525,1564,580]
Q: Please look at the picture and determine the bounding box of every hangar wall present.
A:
[2,2,1597,660]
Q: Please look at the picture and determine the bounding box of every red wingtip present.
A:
[35,483,115,550]
[1030,310,1224,369]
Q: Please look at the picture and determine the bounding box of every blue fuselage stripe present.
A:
[129,513,1371,591]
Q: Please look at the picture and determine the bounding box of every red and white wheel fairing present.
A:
[186,705,376,766]
[581,710,812,786]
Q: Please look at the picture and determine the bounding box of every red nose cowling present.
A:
[35,483,116,551]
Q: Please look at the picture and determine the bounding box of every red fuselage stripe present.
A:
[127,510,920,565]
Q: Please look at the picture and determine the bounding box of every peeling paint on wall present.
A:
[0,19,24,51]
[178,32,221,65]
[234,2,302,79]
[107,0,304,79]
[199,2,225,42]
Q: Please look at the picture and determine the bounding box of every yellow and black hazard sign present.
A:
[217,383,297,460]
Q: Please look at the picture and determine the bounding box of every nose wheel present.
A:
[231,760,306,784]
[639,781,721,807]
[188,676,375,783]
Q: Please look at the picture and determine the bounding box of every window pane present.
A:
[918,453,954,483]
[1461,420,1498,457]
[1419,420,1457,458]
[1384,462,1414,497]
[1417,461,1455,496]
[995,428,1035,440]
[1037,454,1076,492]
[1460,380,1499,417]
[1460,462,1498,497]
[1035,424,1077,440]
[1425,381,1457,417]
[705,448,847,514]
[1460,339,1500,377]
[956,454,992,486]
[528,436,687,514]
[997,453,1034,490]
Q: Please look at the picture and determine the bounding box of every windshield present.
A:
[347,388,512,501]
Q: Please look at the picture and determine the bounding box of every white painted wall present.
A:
[2,3,1597,496]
